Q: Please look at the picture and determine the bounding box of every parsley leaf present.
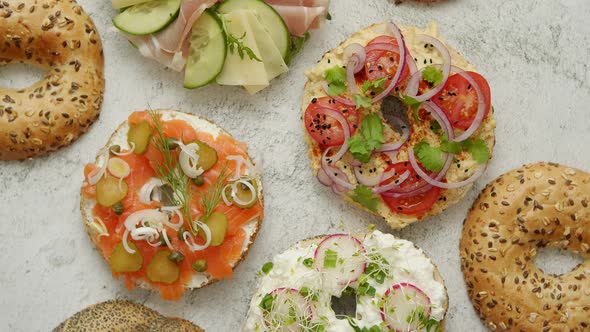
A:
[468,139,490,164]
[347,114,385,163]
[414,140,444,172]
[353,94,372,109]
[402,95,424,122]
[361,77,388,94]
[422,66,444,86]
[325,66,347,96]
[349,185,380,212]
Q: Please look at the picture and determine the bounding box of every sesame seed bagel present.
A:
[80,109,263,297]
[460,162,590,331]
[302,22,496,229]
[53,300,202,332]
[0,0,104,160]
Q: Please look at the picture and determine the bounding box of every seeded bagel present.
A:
[0,0,104,160]
[53,300,202,332]
[460,162,590,331]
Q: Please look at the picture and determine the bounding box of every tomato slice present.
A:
[432,71,491,130]
[304,97,358,146]
[379,162,441,216]
[363,36,410,93]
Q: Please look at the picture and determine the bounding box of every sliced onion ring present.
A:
[87,148,109,185]
[321,82,355,107]
[344,43,366,95]
[409,146,486,189]
[372,170,411,194]
[451,71,487,142]
[371,23,407,103]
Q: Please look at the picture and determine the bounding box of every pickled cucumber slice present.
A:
[109,242,143,273]
[199,212,228,246]
[146,250,180,284]
[192,140,218,171]
[127,121,152,155]
[224,179,259,209]
[96,175,128,207]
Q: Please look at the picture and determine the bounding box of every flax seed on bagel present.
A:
[0,0,104,160]
[460,162,590,331]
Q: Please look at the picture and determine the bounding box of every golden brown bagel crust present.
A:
[53,300,203,332]
[460,162,590,331]
[0,0,104,160]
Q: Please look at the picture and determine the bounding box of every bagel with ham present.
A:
[80,109,263,300]
[302,22,496,229]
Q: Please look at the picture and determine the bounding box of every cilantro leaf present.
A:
[422,66,444,86]
[361,77,388,94]
[402,95,424,122]
[353,94,372,109]
[325,66,347,96]
[414,140,444,172]
[349,185,379,212]
[468,139,490,164]
[440,134,463,154]
[347,114,385,163]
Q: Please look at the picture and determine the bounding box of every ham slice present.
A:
[264,0,329,36]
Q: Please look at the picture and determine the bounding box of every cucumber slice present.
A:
[184,10,227,89]
[217,0,290,60]
[113,0,181,36]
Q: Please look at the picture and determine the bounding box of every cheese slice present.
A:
[243,11,289,94]
[215,10,270,87]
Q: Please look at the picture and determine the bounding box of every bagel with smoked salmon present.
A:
[80,109,263,300]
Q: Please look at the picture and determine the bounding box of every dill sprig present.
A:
[149,110,196,234]
[198,162,229,221]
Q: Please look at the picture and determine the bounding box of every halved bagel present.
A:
[80,109,264,298]
[53,300,202,332]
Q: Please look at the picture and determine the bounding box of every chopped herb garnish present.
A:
[302,257,314,268]
[324,66,348,96]
[402,95,424,123]
[323,249,338,268]
[353,94,372,109]
[361,77,388,94]
[422,66,444,86]
[349,185,380,212]
[347,114,385,163]
[261,262,273,274]
[414,140,445,172]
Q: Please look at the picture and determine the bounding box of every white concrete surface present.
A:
[1,0,589,331]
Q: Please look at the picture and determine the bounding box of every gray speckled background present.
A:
[1,0,590,331]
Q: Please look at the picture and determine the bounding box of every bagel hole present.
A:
[535,247,584,276]
[0,63,46,89]
[381,95,410,124]
[330,288,357,318]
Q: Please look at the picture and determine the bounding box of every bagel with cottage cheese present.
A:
[0,0,104,160]
[302,22,496,229]
[80,109,263,301]
[460,162,590,331]
[53,300,202,332]
[244,230,448,331]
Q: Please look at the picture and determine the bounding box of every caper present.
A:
[177,226,188,241]
[192,259,208,272]
[166,137,179,149]
[109,145,121,155]
[159,232,169,246]
[112,202,124,215]
[168,251,185,263]
[192,175,205,186]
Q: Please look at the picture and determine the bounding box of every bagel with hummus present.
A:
[80,109,263,300]
[0,0,104,160]
[302,22,496,229]
[244,230,448,331]
[461,162,590,331]
[54,300,202,332]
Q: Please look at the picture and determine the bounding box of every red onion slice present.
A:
[371,23,407,103]
[422,101,454,141]
[409,146,486,189]
[380,283,432,331]
[318,108,351,162]
[314,234,367,286]
[372,170,411,194]
[344,43,366,95]
[321,148,355,191]
[452,71,487,142]
[404,35,451,102]
[382,154,453,198]
[365,42,400,54]
[374,117,410,153]
[406,53,418,75]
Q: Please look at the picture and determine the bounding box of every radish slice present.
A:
[380,283,432,331]
[314,234,367,286]
[262,288,313,330]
